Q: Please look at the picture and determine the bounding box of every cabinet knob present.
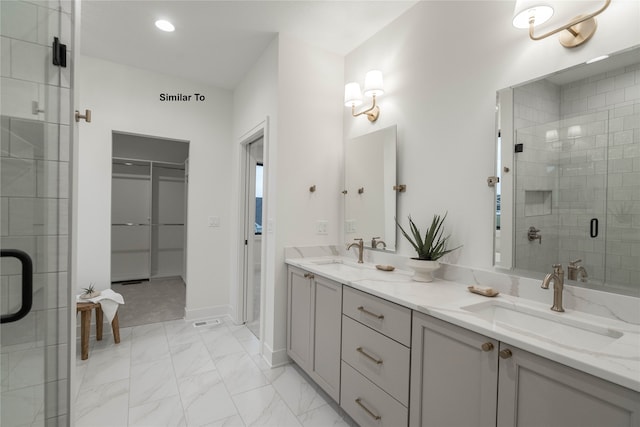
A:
[303,273,314,279]
[499,349,513,359]
[481,342,494,352]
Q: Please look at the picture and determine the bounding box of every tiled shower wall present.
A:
[1,1,72,425]
[514,61,640,290]
[513,80,561,274]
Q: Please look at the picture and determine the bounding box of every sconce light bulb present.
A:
[155,19,175,32]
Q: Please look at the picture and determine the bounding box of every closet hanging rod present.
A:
[112,223,185,226]
[112,156,186,167]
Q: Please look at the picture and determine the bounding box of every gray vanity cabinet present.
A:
[286,266,342,402]
[497,343,640,427]
[411,311,640,427]
[410,311,498,427]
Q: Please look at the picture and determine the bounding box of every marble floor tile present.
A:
[270,365,327,416]
[178,369,238,426]
[128,395,186,427]
[202,328,246,360]
[232,384,302,427]
[214,351,269,396]
[129,357,179,407]
[297,404,351,427]
[74,317,348,427]
[130,331,170,365]
[75,379,129,427]
[170,340,216,379]
[79,344,131,390]
[202,414,246,427]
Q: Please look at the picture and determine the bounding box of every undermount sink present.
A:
[461,300,623,348]
[310,259,365,270]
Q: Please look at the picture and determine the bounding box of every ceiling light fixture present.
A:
[155,19,175,32]
[344,70,384,122]
[512,0,610,48]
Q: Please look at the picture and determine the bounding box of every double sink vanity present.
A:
[285,253,640,427]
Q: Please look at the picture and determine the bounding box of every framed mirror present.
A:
[344,125,397,251]
[495,46,640,296]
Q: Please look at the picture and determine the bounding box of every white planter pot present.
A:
[406,259,440,282]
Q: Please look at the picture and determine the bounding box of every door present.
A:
[497,343,639,427]
[111,160,151,281]
[410,312,498,427]
[1,0,73,424]
[243,138,264,338]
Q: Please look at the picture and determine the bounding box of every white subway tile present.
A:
[0,1,38,42]
[1,37,11,77]
[1,157,37,197]
[11,39,47,83]
[1,77,40,120]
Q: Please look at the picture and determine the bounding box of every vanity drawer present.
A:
[342,315,410,406]
[343,286,411,346]
[341,361,408,427]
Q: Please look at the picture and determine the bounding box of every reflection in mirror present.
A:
[345,125,397,251]
[495,46,640,296]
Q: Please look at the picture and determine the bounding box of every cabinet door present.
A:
[287,267,312,370]
[410,312,498,427]
[311,275,342,402]
[497,344,640,427]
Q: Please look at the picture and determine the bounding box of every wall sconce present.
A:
[344,70,384,122]
[513,0,610,48]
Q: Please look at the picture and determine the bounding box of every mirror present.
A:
[495,46,640,297]
[345,125,397,251]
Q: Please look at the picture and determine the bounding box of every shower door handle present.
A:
[1,249,33,324]
[590,218,599,238]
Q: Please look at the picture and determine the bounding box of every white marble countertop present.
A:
[285,256,640,392]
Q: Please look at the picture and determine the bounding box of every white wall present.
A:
[76,56,233,317]
[233,35,344,365]
[344,0,640,270]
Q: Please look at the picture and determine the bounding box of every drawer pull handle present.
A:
[481,342,494,352]
[357,306,384,320]
[355,398,382,421]
[356,347,383,365]
[303,273,315,279]
[499,349,513,359]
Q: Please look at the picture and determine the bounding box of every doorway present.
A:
[110,132,189,326]
[244,137,264,338]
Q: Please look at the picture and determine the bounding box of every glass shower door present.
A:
[1,0,72,425]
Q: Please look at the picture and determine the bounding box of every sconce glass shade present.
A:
[344,82,363,107]
[512,0,553,28]
[363,70,384,97]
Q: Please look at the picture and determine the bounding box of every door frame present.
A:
[236,118,269,344]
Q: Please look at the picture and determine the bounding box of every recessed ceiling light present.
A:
[155,19,175,32]
[585,55,609,64]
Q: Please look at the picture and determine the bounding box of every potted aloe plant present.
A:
[396,213,461,282]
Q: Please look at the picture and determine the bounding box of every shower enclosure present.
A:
[513,103,640,293]
[1,1,73,425]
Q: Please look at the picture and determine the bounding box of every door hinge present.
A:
[52,37,67,67]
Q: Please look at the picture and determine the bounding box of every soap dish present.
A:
[467,285,499,297]
[376,264,395,272]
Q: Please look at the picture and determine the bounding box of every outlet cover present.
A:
[317,220,328,235]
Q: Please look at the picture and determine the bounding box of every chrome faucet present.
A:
[371,237,386,249]
[541,264,565,312]
[347,238,364,263]
[568,259,588,282]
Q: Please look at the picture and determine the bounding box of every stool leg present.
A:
[81,310,90,360]
[95,305,103,341]
[112,312,121,344]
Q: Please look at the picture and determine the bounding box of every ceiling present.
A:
[81,0,419,90]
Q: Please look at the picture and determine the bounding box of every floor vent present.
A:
[192,319,222,328]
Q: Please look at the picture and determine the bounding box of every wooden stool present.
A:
[76,302,121,360]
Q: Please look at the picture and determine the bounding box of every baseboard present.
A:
[184,304,231,321]
[262,342,290,368]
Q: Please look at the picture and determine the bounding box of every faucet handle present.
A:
[552,264,563,274]
[354,238,363,242]
[569,259,582,266]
